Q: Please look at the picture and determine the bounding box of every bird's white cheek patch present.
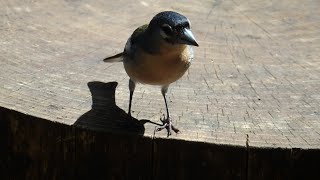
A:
[160,29,170,39]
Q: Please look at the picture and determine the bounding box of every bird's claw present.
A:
[155,115,180,137]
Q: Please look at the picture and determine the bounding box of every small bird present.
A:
[103,11,198,136]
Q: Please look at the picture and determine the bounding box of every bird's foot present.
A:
[155,115,180,137]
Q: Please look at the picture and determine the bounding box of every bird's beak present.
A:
[178,28,199,46]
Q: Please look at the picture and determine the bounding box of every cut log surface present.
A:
[0,0,319,148]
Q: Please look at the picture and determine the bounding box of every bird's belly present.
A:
[124,53,190,86]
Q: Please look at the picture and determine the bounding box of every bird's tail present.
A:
[103,52,123,62]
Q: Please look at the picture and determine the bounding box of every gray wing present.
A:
[103,24,148,63]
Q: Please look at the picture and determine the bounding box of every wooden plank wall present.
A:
[1,107,319,180]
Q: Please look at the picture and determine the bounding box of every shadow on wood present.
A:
[75,81,145,135]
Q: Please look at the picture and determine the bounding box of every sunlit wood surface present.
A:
[1,0,319,148]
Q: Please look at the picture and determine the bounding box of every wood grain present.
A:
[0,0,319,150]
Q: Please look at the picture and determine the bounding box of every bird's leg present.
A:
[155,86,180,137]
[128,78,136,117]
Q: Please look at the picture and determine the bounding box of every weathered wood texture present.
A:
[1,0,319,148]
[1,108,320,179]
[0,0,320,178]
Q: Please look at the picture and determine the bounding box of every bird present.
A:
[103,11,198,137]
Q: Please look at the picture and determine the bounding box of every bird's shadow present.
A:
[75,81,160,135]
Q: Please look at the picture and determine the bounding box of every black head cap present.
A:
[147,11,198,47]
[149,11,189,28]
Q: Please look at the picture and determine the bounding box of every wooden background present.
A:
[0,0,319,179]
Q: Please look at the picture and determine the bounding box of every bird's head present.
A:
[148,11,199,47]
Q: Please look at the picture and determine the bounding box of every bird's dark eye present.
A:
[161,24,173,35]
[185,23,190,29]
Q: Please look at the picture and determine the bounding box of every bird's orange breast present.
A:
[124,45,191,86]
